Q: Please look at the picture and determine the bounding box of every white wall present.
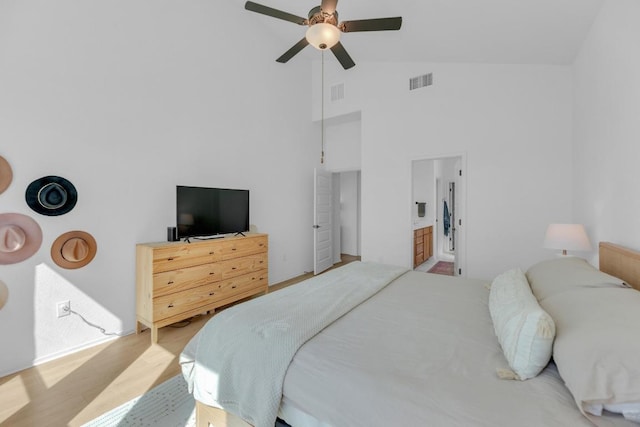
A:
[324,113,362,171]
[339,171,360,256]
[316,62,574,279]
[412,160,434,224]
[572,0,640,263]
[0,1,317,376]
[332,173,341,263]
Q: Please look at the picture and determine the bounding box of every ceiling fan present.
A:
[244,0,402,70]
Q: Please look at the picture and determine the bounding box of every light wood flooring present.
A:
[0,255,359,427]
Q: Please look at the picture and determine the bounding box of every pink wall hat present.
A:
[0,213,43,264]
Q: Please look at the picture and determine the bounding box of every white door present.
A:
[314,168,333,275]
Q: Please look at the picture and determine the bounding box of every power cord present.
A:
[68,308,127,337]
[67,306,191,335]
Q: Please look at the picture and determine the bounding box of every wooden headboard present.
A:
[599,242,640,291]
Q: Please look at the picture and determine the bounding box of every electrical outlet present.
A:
[56,300,71,318]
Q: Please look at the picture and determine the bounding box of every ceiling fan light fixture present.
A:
[306,23,340,50]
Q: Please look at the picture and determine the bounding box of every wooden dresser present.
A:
[136,233,268,343]
[414,226,433,268]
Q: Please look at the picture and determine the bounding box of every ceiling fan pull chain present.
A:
[321,49,325,165]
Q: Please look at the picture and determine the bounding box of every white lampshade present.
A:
[543,224,592,255]
[305,23,340,50]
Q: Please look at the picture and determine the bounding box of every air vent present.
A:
[331,83,345,102]
[409,73,433,91]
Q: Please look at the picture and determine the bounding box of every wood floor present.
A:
[0,255,359,427]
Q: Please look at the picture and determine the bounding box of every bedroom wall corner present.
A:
[572,0,640,264]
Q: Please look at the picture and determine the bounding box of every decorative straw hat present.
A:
[0,280,8,310]
[25,176,78,216]
[0,156,13,195]
[51,230,97,269]
[0,213,43,264]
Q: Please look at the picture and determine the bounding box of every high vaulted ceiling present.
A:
[241,0,604,66]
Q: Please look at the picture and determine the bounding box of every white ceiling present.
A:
[241,0,604,66]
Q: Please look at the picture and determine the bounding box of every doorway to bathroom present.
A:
[411,155,466,276]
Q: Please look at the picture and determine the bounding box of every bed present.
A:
[180,242,640,427]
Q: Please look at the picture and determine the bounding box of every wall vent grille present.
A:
[409,73,433,90]
[331,83,345,102]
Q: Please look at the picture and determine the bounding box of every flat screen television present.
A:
[176,186,249,239]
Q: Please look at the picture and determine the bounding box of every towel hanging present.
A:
[443,201,450,236]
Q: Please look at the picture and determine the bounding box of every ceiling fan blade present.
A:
[321,0,338,15]
[340,17,402,33]
[276,38,310,63]
[330,41,355,70]
[244,1,307,25]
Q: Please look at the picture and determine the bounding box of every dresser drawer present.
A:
[219,236,268,260]
[220,269,268,298]
[153,263,223,297]
[152,244,222,273]
[153,281,224,322]
[220,252,268,279]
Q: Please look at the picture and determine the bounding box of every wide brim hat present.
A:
[0,213,43,265]
[0,280,8,310]
[0,156,13,195]
[26,176,77,216]
[51,230,97,269]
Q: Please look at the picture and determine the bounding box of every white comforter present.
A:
[182,264,636,427]
[180,261,408,427]
[280,271,635,427]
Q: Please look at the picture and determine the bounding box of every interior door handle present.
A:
[312,225,320,229]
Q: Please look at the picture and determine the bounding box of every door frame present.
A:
[410,152,467,276]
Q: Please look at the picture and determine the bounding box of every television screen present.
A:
[176,186,249,239]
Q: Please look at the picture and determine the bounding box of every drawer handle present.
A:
[167,257,174,261]
[232,285,237,289]
[167,281,174,285]
[232,267,237,270]
[259,261,264,264]
[168,304,174,308]
[209,272,215,275]
[209,292,215,296]
[232,248,237,251]
[209,251,214,255]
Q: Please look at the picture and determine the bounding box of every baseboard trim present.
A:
[0,329,135,378]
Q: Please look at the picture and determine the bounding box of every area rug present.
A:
[82,375,195,427]
[427,261,454,276]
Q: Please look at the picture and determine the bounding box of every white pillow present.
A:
[584,402,640,422]
[534,287,640,419]
[526,257,626,301]
[489,268,556,380]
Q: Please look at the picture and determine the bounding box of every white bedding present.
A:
[281,271,635,427]
[180,261,408,427]
[182,264,636,427]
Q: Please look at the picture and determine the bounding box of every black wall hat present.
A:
[25,176,78,216]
